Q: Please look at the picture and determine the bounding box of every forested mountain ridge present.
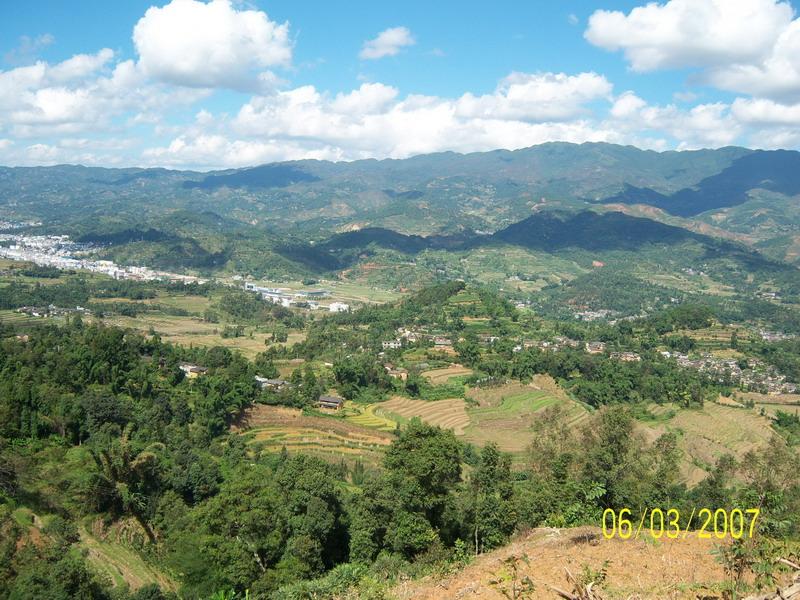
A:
[1,143,798,244]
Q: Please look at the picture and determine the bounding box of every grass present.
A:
[11,507,34,527]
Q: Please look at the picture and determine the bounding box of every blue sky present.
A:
[2,0,800,169]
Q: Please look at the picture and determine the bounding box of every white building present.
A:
[329,302,350,313]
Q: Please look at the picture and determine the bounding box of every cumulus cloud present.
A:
[133,0,291,90]
[585,0,792,71]
[359,27,415,60]
[605,93,741,149]
[3,0,800,169]
[138,70,619,166]
[731,98,800,125]
[586,0,800,101]
[0,53,208,140]
[456,72,612,122]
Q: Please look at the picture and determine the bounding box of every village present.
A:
[0,231,206,284]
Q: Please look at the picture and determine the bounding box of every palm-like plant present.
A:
[89,423,164,543]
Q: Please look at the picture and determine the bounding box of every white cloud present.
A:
[706,19,800,100]
[606,93,741,149]
[143,70,619,166]
[0,53,209,139]
[330,83,399,114]
[133,0,291,90]
[610,91,647,119]
[49,48,114,82]
[586,0,800,101]
[456,72,613,122]
[359,27,415,60]
[731,98,800,125]
[585,0,792,72]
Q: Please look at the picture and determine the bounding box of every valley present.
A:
[1,144,800,600]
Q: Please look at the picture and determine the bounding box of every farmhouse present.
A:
[179,364,208,378]
[585,341,607,354]
[382,339,402,350]
[384,363,408,381]
[611,351,641,362]
[317,395,344,410]
[255,376,290,390]
[329,302,350,313]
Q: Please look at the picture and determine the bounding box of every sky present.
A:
[2,0,800,170]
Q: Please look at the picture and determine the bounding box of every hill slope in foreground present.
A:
[393,527,794,600]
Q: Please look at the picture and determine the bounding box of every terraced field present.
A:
[81,525,177,592]
[644,402,775,484]
[738,391,800,418]
[0,309,57,326]
[344,401,397,431]
[376,397,471,434]
[234,404,393,466]
[464,378,591,454]
[422,365,473,384]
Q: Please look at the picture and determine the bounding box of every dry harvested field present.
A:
[376,397,471,434]
[392,526,766,600]
[421,364,473,384]
[738,391,800,417]
[274,358,307,378]
[464,377,591,454]
[645,402,774,485]
[233,404,393,466]
[104,313,305,358]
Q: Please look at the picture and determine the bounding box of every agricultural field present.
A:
[464,378,591,454]
[643,402,775,485]
[103,313,305,359]
[421,364,473,384]
[343,376,592,460]
[672,323,750,351]
[0,308,58,327]
[224,277,404,305]
[343,401,398,431]
[376,397,471,435]
[234,404,393,466]
[80,524,177,593]
[737,390,800,418]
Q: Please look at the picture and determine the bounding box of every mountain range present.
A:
[0,142,798,314]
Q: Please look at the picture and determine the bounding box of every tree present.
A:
[465,443,515,554]
[87,424,163,544]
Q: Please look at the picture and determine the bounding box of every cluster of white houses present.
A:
[244,282,350,312]
[0,233,206,284]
